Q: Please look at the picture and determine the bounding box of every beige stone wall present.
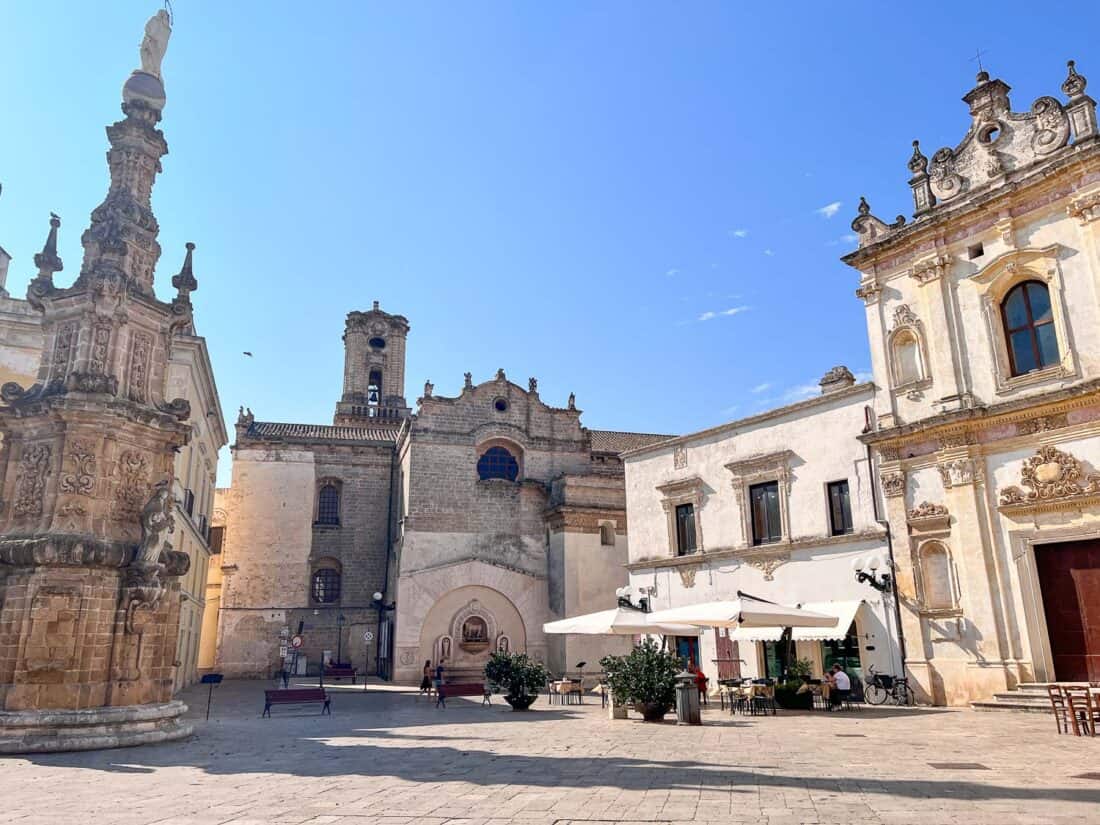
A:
[0,295,42,390]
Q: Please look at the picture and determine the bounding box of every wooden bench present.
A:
[439,683,491,705]
[263,687,331,717]
[323,665,357,683]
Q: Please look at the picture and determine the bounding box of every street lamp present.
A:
[336,612,346,664]
[371,592,396,679]
[852,556,892,593]
[616,585,649,613]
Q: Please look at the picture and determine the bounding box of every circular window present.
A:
[494,398,508,413]
[478,446,519,481]
[369,337,386,350]
[978,124,1001,144]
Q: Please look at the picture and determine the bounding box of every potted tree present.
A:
[600,639,680,722]
[484,651,548,711]
[774,657,814,710]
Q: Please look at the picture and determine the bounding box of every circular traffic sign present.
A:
[290,635,303,649]
[363,631,374,642]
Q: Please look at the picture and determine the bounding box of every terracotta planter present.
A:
[504,694,537,711]
[634,701,671,722]
[608,698,628,719]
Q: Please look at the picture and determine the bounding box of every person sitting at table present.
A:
[828,664,851,707]
[796,675,814,694]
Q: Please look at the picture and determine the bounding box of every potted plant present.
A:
[484,651,548,711]
[599,656,631,719]
[600,639,680,722]
[774,657,814,710]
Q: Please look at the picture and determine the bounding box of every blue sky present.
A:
[2,2,1096,483]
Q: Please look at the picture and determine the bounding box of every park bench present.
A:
[262,687,331,717]
[439,682,491,705]
[323,664,357,683]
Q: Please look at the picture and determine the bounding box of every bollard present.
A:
[675,670,701,725]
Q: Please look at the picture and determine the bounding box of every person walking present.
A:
[418,660,433,701]
[434,659,447,708]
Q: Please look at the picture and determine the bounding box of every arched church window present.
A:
[1002,280,1058,376]
[367,369,383,406]
[891,329,924,386]
[317,484,340,526]
[477,446,519,482]
[600,524,615,546]
[919,542,954,610]
[311,567,341,604]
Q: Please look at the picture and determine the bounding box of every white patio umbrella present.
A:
[542,607,702,636]
[645,593,838,630]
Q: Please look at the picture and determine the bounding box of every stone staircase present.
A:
[971,682,1085,713]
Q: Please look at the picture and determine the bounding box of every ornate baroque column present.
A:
[0,11,196,752]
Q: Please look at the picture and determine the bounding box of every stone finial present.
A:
[1063,60,1088,100]
[372,300,380,311]
[963,72,1012,123]
[423,379,433,398]
[33,213,63,281]
[567,392,576,410]
[171,242,197,299]
[495,368,506,381]
[528,377,538,393]
[857,196,871,217]
[464,371,473,390]
[908,140,928,175]
[819,365,856,395]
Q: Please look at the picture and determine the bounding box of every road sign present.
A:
[279,646,288,658]
[290,635,303,649]
[363,630,374,642]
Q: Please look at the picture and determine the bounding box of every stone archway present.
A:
[418,585,527,682]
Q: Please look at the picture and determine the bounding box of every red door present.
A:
[1036,541,1100,681]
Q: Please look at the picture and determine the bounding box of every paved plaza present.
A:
[1,679,1098,825]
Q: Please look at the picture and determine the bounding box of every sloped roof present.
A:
[588,429,675,455]
[244,421,401,444]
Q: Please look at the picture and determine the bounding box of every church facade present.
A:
[212,303,668,682]
[845,63,1100,704]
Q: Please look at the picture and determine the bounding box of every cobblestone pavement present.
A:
[1,678,1098,825]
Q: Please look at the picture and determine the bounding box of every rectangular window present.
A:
[209,525,225,555]
[828,480,854,535]
[750,481,782,545]
[675,503,697,555]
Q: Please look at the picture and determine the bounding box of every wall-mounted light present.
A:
[616,585,649,613]
[852,556,892,593]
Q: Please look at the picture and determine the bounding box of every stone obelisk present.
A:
[0,10,196,752]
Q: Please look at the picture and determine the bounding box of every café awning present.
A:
[542,607,702,636]
[789,600,864,641]
[646,594,838,630]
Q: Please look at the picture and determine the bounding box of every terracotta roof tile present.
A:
[246,421,400,444]
[588,429,675,454]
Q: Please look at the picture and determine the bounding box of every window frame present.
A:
[749,481,783,546]
[726,451,794,550]
[827,479,854,536]
[477,445,520,482]
[674,502,698,555]
[656,476,706,557]
[314,479,342,527]
[1001,280,1058,377]
[311,566,342,604]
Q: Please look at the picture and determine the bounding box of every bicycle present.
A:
[863,664,914,706]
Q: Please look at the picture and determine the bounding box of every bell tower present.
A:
[334,300,410,425]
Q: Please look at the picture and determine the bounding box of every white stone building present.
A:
[844,63,1100,704]
[623,368,904,689]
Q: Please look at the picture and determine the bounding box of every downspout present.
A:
[866,434,907,677]
[377,440,398,679]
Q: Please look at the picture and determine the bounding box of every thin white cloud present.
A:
[763,249,775,256]
[841,233,858,243]
[729,228,749,238]
[666,268,680,277]
[853,369,873,383]
[816,201,842,219]
[721,404,739,415]
[751,382,772,394]
[698,306,751,322]
[783,381,821,402]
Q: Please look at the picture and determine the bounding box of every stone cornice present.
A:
[841,142,1100,273]
[626,528,885,571]
[860,379,1100,448]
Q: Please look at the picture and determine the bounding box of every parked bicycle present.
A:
[863,664,914,706]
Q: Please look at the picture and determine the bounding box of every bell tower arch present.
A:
[334,300,410,424]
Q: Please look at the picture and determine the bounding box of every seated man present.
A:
[829,664,851,707]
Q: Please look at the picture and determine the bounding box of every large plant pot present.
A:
[608,698,628,719]
[504,694,537,711]
[634,701,671,722]
[775,689,812,711]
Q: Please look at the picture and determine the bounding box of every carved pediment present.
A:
[999,445,1100,514]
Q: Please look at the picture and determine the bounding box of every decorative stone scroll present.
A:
[59,439,97,497]
[745,552,790,582]
[999,445,1100,513]
[677,565,698,588]
[13,444,51,518]
[908,501,951,532]
[881,472,906,498]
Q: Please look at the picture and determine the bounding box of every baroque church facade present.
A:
[846,63,1100,704]
[212,303,668,683]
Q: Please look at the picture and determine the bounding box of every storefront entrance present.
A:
[821,621,863,686]
[1036,540,1100,682]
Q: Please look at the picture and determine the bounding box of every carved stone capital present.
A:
[881,472,906,498]
[1068,192,1100,225]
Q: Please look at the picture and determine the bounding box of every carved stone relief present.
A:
[881,472,906,498]
[128,332,153,403]
[677,565,698,588]
[746,553,789,582]
[59,439,97,497]
[673,445,687,470]
[999,445,1100,509]
[114,450,150,520]
[938,459,983,488]
[13,443,51,517]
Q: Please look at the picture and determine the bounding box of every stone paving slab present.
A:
[0,678,1098,824]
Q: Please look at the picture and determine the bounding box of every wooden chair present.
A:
[1046,684,1070,734]
[1063,686,1099,736]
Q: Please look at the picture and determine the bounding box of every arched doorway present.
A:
[417,585,527,682]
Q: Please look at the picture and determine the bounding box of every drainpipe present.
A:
[867,437,908,677]
[377,445,397,679]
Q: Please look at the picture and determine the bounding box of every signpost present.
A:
[200,673,223,720]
